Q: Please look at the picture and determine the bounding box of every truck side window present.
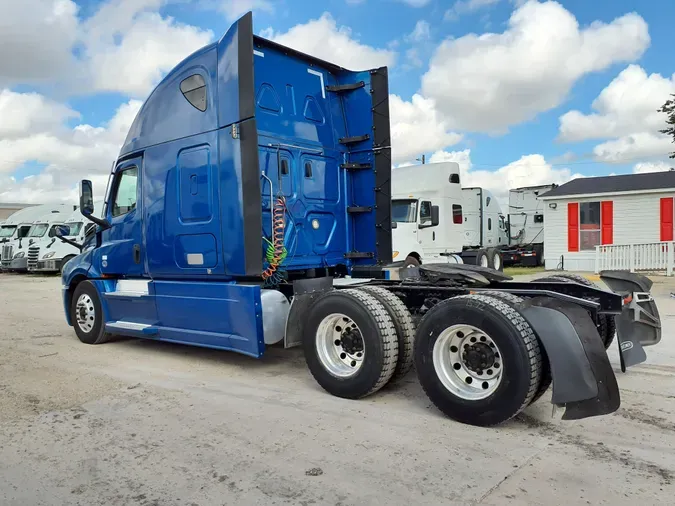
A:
[112,167,138,218]
[420,201,432,222]
[452,204,463,224]
[180,74,207,112]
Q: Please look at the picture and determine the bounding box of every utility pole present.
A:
[416,154,425,164]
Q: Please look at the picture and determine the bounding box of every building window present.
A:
[452,204,463,224]
[579,202,601,250]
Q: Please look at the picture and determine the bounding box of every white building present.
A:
[539,171,675,272]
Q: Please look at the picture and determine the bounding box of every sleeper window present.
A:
[180,74,207,112]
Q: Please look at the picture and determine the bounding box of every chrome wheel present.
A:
[75,293,96,333]
[493,252,501,271]
[316,313,365,378]
[432,324,503,400]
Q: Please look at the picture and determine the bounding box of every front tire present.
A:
[70,281,111,345]
[303,289,399,399]
[414,294,542,426]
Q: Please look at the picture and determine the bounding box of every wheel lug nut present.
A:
[453,363,461,370]
[340,353,346,359]
[487,369,493,375]
[334,339,341,346]
[350,361,356,367]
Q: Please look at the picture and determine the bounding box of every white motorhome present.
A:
[391,162,502,269]
[29,201,102,274]
[0,204,74,271]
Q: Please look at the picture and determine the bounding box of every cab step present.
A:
[105,321,158,336]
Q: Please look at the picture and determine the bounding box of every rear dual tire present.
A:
[414,294,543,426]
[303,287,416,400]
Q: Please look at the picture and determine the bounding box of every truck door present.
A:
[95,157,145,277]
[417,200,436,246]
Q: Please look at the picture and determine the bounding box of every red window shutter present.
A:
[660,197,674,241]
[568,202,579,252]
[601,201,613,245]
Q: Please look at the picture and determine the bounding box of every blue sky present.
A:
[1,0,673,203]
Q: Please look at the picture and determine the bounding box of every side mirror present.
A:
[80,180,95,216]
[54,225,70,238]
[78,179,111,231]
[430,205,440,227]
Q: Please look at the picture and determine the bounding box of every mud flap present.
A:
[284,277,333,348]
[519,296,620,420]
[600,270,662,371]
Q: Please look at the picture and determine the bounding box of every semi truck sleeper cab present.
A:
[60,11,664,428]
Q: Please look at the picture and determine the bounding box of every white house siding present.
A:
[543,191,675,271]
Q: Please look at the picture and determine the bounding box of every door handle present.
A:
[133,244,141,264]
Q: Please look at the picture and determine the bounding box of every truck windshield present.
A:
[0,226,16,238]
[28,224,49,237]
[67,222,83,236]
[392,199,418,223]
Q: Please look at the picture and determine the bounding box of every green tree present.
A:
[658,94,675,159]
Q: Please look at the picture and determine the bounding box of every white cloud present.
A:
[406,20,431,42]
[559,65,675,142]
[261,13,396,70]
[633,161,673,174]
[0,0,214,98]
[82,0,214,97]
[0,0,80,86]
[421,1,650,133]
[593,133,673,164]
[0,96,142,203]
[405,48,424,68]
[390,94,463,164]
[216,0,274,21]
[0,89,79,139]
[445,0,501,21]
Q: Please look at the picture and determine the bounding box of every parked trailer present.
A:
[0,204,74,271]
[59,12,662,427]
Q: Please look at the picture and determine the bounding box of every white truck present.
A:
[391,162,502,269]
[0,204,74,272]
[461,184,556,267]
[28,202,102,274]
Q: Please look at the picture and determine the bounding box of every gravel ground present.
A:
[0,272,673,506]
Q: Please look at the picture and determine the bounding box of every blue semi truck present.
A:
[58,12,663,427]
